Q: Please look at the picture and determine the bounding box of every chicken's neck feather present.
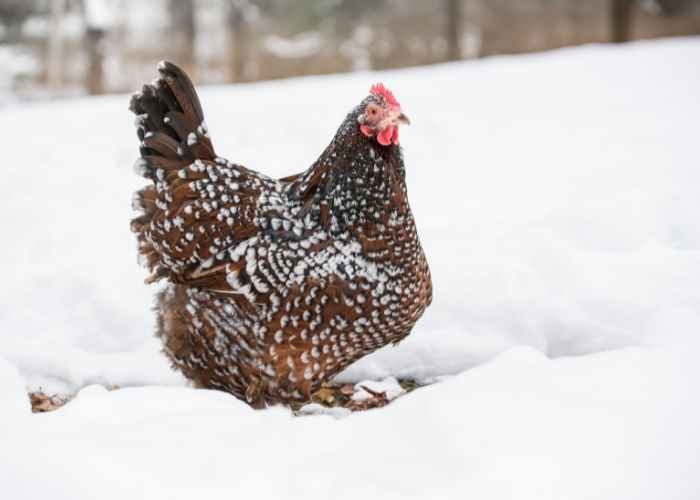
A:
[286,107,409,236]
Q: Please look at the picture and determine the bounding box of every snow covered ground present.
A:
[1,38,700,499]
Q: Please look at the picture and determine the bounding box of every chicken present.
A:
[130,62,432,408]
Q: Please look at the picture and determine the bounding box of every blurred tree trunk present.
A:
[227,1,252,82]
[46,0,65,90]
[85,27,105,95]
[610,0,633,42]
[446,0,462,61]
[79,0,107,95]
[655,0,700,15]
[169,0,197,74]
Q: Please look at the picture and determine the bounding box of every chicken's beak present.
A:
[397,112,411,125]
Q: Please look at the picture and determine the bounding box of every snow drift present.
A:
[1,38,699,499]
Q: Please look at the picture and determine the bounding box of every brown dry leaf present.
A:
[305,378,420,413]
[29,392,71,413]
[399,379,418,392]
[339,384,355,396]
[312,387,336,406]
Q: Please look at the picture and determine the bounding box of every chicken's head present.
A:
[358,83,410,146]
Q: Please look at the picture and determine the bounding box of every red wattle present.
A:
[377,127,393,146]
[360,125,374,138]
[391,126,400,145]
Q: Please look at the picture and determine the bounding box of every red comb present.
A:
[370,83,400,107]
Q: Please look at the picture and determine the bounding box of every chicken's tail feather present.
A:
[130,60,215,167]
[129,61,215,281]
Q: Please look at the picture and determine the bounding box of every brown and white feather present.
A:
[130,62,432,407]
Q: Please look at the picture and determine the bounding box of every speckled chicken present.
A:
[130,62,432,408]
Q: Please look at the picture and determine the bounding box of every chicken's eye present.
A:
[367,106,379,117]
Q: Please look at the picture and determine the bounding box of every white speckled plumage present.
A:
[130,61,432,407]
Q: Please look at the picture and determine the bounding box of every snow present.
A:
[351,376,405,401]
[0,356,30,422]
[2,347,699,499]
[1,38,700,498]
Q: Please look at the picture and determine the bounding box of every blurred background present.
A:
[1,0,699,104]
